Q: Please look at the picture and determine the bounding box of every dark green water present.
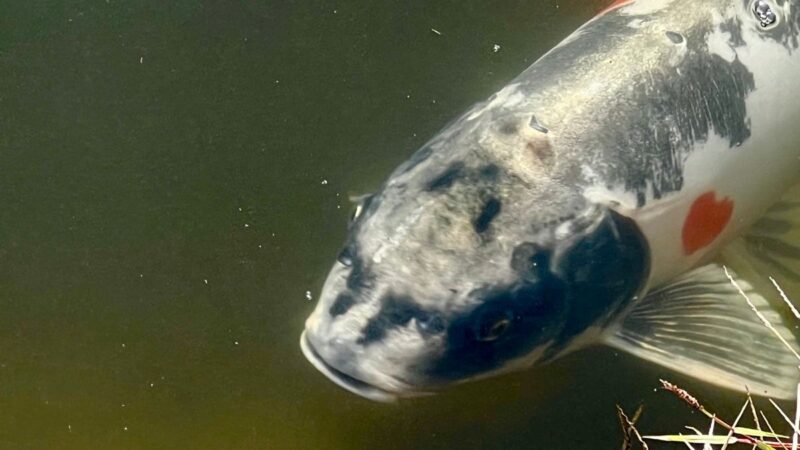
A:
[0,1,789,449]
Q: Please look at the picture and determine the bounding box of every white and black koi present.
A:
[301,0,800,402]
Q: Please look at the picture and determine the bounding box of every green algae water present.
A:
[0,1,794,449]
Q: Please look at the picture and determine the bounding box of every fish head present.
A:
[301,116,651,401]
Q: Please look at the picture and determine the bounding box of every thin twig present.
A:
[617,405,649,450]
[793,383,800,450]
[761,410,786,448]
[770,276,800,320]
[721,399,750,450]
[724,266,800,362]
[770,399,800,436]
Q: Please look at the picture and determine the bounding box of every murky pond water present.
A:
[0,1,796,449]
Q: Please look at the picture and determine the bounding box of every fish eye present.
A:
[474,310,514,342]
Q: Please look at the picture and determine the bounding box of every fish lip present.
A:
[300,331,400,403]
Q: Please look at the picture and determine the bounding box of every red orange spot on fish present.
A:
[682,191,734,255]
[597,0,635,15]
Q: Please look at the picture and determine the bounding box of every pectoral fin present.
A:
[604,264,800,399]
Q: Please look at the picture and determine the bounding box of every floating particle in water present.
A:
[204,279,208,285]
[139,56,144,64]
[305,291,313,301]
[234,340,239,346]
[431,28,442,36]
[321,179,328,185]
[244,223,249,228]
[492,44,501,53]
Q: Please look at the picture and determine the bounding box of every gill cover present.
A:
[428,206,651,381]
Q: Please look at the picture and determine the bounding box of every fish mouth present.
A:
[300,331,400,402]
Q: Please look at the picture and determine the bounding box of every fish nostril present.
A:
[329,293,356,317]
[337,246,354,267]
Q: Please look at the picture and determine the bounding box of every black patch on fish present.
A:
[346,255,372,291]
[426,162,465,191]
[358,295,434,345]
[604,50,755,200]
[427,273,567,380]
[499,121,518,135]
[720,18,746,47]
[329,293,356,317]
[542,209,650,360]
[474,197,502,233]
[511,243,551,282]
[479,164,500,180]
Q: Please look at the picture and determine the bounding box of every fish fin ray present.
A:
[722,183,800,299]
[604,264,800,399]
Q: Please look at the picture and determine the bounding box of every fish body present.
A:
[301,0,800,401]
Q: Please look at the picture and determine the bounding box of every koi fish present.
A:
[301,0,800,401]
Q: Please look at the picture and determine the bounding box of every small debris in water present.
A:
[492,44,501,53]
[333,9,337,14]
[305,291,313,301]
[121,343,126,348]
[244,223,250,228]
[431,28,442,36]
[321,179,328,185]
[124,426,128,431]
[149,382,155,388]
[204,279,208,285]
[234,340,239,346]
[139,56,144,64]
